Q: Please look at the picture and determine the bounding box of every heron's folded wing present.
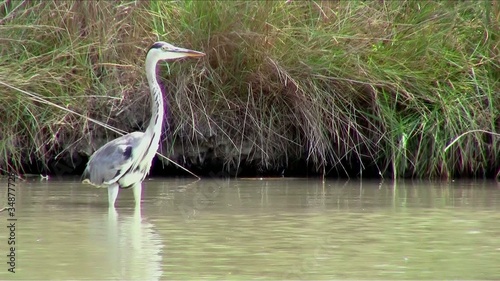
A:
[82,132,143,186]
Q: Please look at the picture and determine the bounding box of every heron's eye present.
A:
[161,46,168,51]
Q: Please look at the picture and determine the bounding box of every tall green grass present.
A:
[0,0,499,178]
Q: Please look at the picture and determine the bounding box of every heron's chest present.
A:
[118,138,160,188]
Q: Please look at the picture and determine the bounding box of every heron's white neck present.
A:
[144,56,165,142]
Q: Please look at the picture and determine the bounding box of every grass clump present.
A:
[0,1,499,178]
[0,1,154,174]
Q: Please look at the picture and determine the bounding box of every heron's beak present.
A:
[174,47,205,58]
[184,50,205,58]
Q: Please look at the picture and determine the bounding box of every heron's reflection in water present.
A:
[106,207,163,280]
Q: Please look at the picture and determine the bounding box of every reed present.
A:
[1,0,498,178]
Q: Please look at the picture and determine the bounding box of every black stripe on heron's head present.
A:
[148,42,165,52]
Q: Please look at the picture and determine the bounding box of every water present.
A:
[0,177,499,280]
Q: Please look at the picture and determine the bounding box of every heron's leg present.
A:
[108,183,119,208]
[132,182,142,207]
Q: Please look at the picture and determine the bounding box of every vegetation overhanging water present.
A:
[0,1,499,179]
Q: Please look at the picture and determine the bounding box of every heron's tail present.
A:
[81,165,90,183]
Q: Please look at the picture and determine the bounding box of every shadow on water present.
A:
[0,178,499,279]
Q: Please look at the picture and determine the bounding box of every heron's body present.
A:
[82,41,204,207]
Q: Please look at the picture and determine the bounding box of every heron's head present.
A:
[147,41,205,61]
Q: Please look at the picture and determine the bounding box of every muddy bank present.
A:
[20,137,383,179]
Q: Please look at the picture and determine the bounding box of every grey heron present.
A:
[82,41,205,207]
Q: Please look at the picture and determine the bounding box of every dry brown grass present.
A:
[1,1,499,178]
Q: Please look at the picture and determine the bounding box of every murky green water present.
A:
[0,177,499,280]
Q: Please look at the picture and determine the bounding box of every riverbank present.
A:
[1,1,499,179]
